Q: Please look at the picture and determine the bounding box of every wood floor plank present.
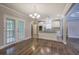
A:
[0,39,75,55]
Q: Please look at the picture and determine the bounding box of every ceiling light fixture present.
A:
[29,13,40,19]
[29,5,40,19]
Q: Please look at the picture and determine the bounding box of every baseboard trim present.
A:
[0,37,31,49]
[38,38,63,43]
[38,37,63,43]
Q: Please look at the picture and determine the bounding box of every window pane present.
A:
[6,18,16,43]
[18,21,25,40]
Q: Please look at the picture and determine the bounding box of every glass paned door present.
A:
[6,18,16,43]
[18,21,25,40]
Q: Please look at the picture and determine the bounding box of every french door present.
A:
[18,21,25,40]
[6,18,25,44]
[6,18,16,44]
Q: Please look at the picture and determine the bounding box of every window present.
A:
[45,23,52,29]
[18,21,25,40]
[6,18,16,43]
[45,20,52,29]
[53,21,60,28]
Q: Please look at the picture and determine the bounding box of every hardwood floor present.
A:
[0,39,75,55]
[67,38,79,54]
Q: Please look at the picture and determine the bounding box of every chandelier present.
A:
[29,5,40,19]
[29,13,40,19]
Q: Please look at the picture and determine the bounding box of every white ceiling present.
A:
[1,3,67,19]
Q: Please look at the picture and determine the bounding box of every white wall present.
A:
[38,32,60,42]
[25,17,32,39]
[68,20,79,38]
[0,5,32,49]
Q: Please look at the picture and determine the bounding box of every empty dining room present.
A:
[0,3,79,55]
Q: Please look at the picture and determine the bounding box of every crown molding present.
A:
[62,3,73,16]
[0,4,27,17]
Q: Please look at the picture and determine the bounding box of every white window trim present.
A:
[3,14,26,47]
